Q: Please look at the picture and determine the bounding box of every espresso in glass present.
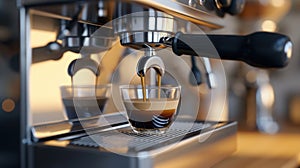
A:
[60,85,110,120]
[121,85,181,134]
[124,98,179,133]
[62,96,108,119]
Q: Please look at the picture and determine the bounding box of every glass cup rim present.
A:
[119,85,181,90]
[60,84,112,90]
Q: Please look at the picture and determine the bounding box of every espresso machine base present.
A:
[28,114,237,168]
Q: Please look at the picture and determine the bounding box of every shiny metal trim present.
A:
[25,0,223,29]
[20,7,32,168]
[119,31,172,49]
[127,0,224,29]
[203,57,217,88]
[65,36,114,50]
[114,10,177,49]
[30,9,105,27]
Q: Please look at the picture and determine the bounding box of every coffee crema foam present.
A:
[124,98,178,110]
[123,98,179,125]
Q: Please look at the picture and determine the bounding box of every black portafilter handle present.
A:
[171,32,292,68]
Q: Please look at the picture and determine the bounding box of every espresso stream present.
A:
[140,74,162,102]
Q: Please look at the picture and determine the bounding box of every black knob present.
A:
[217,0,232,8]
[202,0,245,17]
[202,0,215,11]
[172,32,292,68]
[224,0,245,15]
[202,0,225,17]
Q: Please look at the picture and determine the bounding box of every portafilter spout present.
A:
[136,48,165,78]
[68,57,100,77]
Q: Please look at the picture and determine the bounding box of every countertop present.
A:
[213,131,300,168]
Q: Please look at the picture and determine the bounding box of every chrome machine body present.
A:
[19,0,291,168]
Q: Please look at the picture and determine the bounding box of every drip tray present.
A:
[29,114,237,168]
[71,121,215,153]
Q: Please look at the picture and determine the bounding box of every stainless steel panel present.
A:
[29,120,237,168]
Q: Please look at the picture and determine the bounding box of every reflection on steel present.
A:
[128,0,224,29]
[115,10,177,49]
[23,0,224,29]
[137,55,165,77]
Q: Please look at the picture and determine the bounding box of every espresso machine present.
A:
[18,0,292,168]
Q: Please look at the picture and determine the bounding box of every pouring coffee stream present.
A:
[139,74,162,101]
[136,49,165,102]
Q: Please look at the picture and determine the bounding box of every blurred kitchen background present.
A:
[225,0,300,133]
[1,0,300,167]
[0,1,20,168]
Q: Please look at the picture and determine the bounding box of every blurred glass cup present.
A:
[120,85,181,134]
[60,85,111,121]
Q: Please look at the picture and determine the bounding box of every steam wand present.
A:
[190,56,202,86]
[189,56,216,89]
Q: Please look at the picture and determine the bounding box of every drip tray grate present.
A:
[71,121,217,152]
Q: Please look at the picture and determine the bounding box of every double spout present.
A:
[136,49,165,78]
[68,57,100,77]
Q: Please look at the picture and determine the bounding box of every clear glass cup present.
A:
[60,85,111,121]
[120,85,181,134]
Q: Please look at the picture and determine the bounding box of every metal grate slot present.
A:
[32,112,128,142]
[71,121,214,152]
